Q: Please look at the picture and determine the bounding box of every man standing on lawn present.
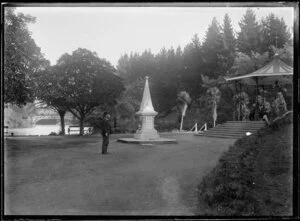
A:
[101,112,112,154]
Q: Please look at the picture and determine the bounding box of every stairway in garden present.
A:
[195,121,266,139]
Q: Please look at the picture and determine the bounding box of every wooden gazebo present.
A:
[225,53,293,121]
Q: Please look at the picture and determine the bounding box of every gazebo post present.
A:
[274,80,278,98]
[262,84,265,102]
[239,82,242,121]
[254,76,259,121]
[233,80,237,120]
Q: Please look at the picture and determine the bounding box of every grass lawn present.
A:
[4,134,236,215]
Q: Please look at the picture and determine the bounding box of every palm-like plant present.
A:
[206,87,221,127]
[177,91,192,131]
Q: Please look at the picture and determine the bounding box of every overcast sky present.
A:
[15,6,294,67]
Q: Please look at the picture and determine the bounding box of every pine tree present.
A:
[176,46,183,57]
[202,17,224,79]
[237,8,261,56]
[221,13,236,75]
[182,34,205,97]
[260,13,292,55]
[222,13,236,52]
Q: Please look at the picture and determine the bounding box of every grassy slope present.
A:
[196,114,293,216]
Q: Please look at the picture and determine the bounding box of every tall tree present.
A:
[202,17,224,79]
[116,53,130,80]
[56,48,124,135]
[222,14,236,52]
[237,8,261,56]
[4,7,49,106]
[174,46,185,90]
[220,13,236,74]
[32,66,69,135]
[152,47,179,112]
[260,13,292,55]
[182,34,205,97]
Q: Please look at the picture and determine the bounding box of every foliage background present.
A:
[4,8,293,133]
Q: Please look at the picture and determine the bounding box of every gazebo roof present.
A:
[225,54,293,85]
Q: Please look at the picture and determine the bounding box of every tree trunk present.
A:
[58,110,66,135]
[79,119,84,136]
[114,117,117,128]
[213,103,217,127]
[180,104,187,131]
[180,114,184,131]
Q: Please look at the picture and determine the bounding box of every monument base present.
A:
[117,138,177,144]
[117,137,177,144]
[134,128,160,140]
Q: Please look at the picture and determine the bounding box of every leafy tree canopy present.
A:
[54,48,124,135]
[4,7,49,106]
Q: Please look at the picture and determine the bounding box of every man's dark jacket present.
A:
[101,119,112,136]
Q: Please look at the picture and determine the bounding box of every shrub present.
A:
[85,115,103,133]
[49,132,57,136]
[58,130,64,136]
[197,112,293,216]
[155,121,178,132]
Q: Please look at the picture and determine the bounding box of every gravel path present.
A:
[4,134,236,215]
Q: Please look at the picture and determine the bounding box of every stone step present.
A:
[197,132,244,136]
[194,120,265,139]
[218,125,264,128]
[207,128,263,133]
[197,131,256,136]
[225,121,265,124]
[219,125,265,129]
[204,131,259,136]
[200,129,258,134]
[221,123,265,127]
[212,124,264,128]
[207,127,263,132]
[196,133,244,139]
[222,121,265,125]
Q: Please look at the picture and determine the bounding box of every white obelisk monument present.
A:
[134,76,160,140]
[118,76,177,144]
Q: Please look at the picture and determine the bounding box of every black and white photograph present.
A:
[2,2,298,218]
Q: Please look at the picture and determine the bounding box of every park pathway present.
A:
[4,134,236,215]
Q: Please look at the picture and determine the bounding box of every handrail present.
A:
[190,123,198,132]
[190,122,207,133]
[198,123,207,132]
[272,111,293,123]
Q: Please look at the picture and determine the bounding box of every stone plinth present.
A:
[117,76,177,144]
[134,113,159,140]
[117,137,177,144]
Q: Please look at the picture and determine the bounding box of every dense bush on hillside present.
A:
[196,112,293,216]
